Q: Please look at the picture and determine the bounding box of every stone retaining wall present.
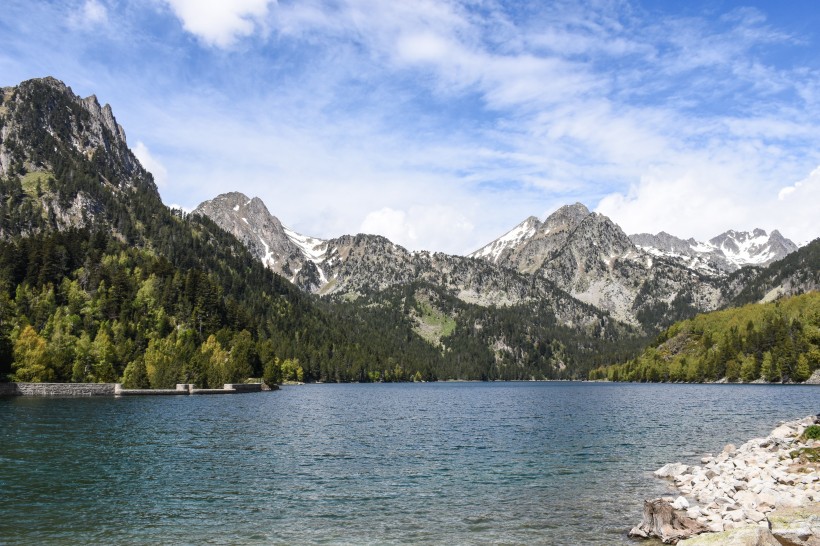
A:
[0,382,116,396]
[1,382,265,397]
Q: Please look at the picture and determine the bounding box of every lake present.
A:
[1,382,818,545]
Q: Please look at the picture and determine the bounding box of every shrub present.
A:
[801,424,820,441]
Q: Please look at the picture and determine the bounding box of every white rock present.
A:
[672,496,690,510]
[655,462,690,479]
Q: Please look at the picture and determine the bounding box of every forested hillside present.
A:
[588,291,820,383]
[0,77,646,385]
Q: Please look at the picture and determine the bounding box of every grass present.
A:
[789,447,820,463]
[21,171,53,196]
[412,298,456,346]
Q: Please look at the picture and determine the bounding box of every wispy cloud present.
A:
[1,0,820,252]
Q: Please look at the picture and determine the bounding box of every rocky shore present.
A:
[630,415,820,544]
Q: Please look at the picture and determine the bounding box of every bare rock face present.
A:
[192,192,325,292]
[767,505,820,546]
[0,77,145,188]
[629,498,707,544]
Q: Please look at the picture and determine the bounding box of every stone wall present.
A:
[0,382,117,396]
[1,382,266,397]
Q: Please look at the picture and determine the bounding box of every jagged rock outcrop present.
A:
[0,77,146,189]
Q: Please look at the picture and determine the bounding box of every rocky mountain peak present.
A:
[543,202,591,233]
[193,192,329,292]
[0,77,144,188]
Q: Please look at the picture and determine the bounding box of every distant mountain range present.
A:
[194,194,816,332]
[630,229,798,275]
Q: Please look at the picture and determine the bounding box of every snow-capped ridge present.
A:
[630,228,798,274]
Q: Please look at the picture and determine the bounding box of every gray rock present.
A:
[678,526,780,545]
[767,505,820,546]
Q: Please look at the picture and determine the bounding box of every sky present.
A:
[2,0,820,254]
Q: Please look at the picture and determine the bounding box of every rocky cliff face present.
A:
[192,192,326,292]
[0,77,147,190]
[0,77,158,238]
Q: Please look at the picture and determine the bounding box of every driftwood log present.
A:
[629,499,707,544]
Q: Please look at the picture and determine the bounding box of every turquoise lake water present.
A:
[1,382,818,545]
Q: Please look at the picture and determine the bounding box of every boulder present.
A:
[678,526,780,545]
[767,505,820,546]
[656,463,691,479]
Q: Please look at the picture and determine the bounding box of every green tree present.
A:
[12,325,54,382]
[761,351,778,383]
[121,357,149,388]
[228,330,256,383]
[200,335,230,388]
[739,353,759,382]
[794,354,811,383]
[71,332,93,382]
[144,336,179,388]
[91,328,117,382]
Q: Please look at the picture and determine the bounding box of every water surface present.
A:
[1,382,817,545]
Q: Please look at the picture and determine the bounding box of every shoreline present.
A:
[631,415,820,544]
[0,382,267,397]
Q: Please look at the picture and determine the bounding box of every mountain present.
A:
[0,76,481,385]
[726,238,820,305]
[1,76,642,383]
[630,229,798,275]
[193,192,327,292]
[194,193,628,329]
[469,204,725,329]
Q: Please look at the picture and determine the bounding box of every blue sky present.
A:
[2,0,819,253]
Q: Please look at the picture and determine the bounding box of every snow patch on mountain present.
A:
[283,226,327,262]
[470,216,540,263]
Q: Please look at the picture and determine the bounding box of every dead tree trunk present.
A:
[628,499,707,544]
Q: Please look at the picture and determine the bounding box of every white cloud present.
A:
[83,0,107,24]
[360,205,474,253]
[68,0,108,28]
[163,0,272,47]
[132,141,169,188]
[596,163,820,245]
[771,167,820,243]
